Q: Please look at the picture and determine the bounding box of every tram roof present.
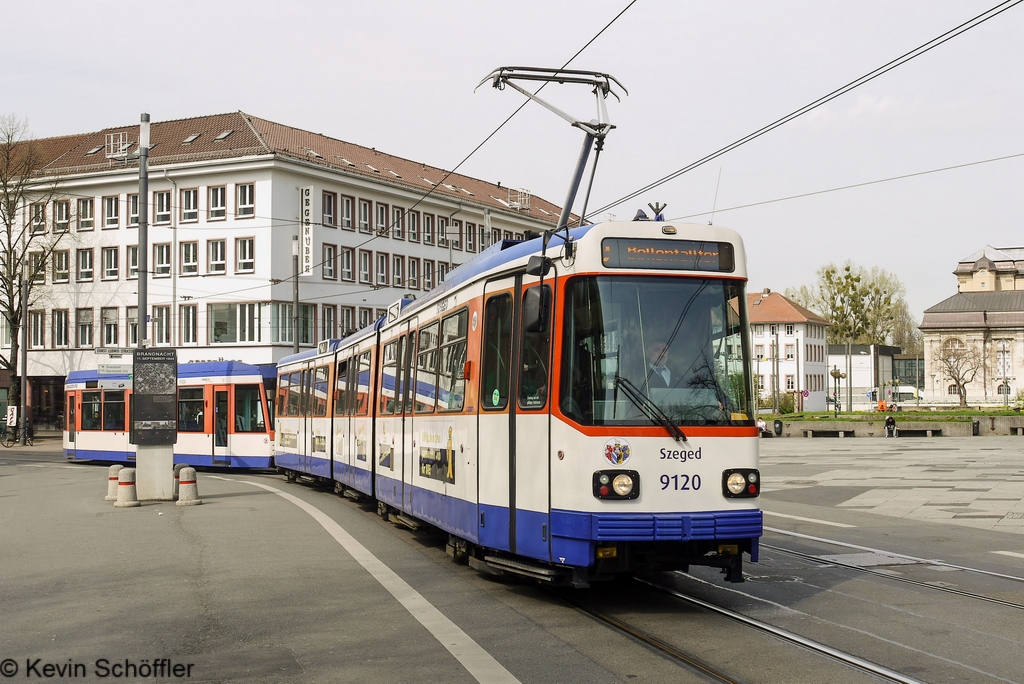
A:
[66,360,271,385]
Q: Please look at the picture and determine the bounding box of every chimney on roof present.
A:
[762,288,771,296]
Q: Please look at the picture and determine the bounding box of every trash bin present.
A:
[972,420,980,436]
[773,419,783,436]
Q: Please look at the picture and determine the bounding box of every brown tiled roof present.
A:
[27,111,565,225]
[746,291,830,325]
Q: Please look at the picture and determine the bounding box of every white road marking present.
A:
[763,511,856,528]
[993,551,1024,560]
[211,476,520,684]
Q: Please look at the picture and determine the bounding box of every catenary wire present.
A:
[584,0,1024,221]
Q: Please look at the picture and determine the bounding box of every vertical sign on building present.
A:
[300,186,314,276]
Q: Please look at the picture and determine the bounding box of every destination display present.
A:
[601,238,734,272]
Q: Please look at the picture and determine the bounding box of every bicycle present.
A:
[0,423,33,447]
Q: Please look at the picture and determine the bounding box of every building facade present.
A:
[746,289,831,412]
[6,112,563,428]
[919,246,1024,404]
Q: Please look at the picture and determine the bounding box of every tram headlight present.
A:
[593,470,640,500]
[612,474,634,496]
[722,469,760,498]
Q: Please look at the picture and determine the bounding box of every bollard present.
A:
[104,464,125,501]
[172,463,187,500]
[175,467,203,506]
[114,468,141,508]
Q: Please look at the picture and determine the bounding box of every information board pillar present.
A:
[132,348,177,501]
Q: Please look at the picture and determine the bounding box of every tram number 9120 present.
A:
[660,474,701,491]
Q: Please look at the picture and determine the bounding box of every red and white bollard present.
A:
[104,464,124,501]
[172,463,187,500]
[114,468,141,508]
[175,467,202,506]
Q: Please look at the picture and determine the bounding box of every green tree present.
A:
[786,261,909,346]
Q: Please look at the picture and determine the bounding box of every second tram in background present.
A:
[64,361,276,468]
[275,220,761,586]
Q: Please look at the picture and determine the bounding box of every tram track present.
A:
[762,542,1024,611]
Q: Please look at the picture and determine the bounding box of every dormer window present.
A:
[182,134,200,145]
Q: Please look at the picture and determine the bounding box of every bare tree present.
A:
[934,337,982,408]
[0,115,71,417]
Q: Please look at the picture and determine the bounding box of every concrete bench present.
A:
[803,430,853,438]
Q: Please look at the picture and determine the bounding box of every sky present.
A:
[3,0,1023,324]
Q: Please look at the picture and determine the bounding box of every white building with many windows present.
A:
[746,289,831,412]
[7,112,563,427]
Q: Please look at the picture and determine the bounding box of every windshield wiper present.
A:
[614,375,686,442]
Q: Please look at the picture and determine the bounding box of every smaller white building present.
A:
[747,289,830,412]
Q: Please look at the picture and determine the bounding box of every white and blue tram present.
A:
[64,361,276,468]
[275,220,761,585]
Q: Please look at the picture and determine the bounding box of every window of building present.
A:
[154,191,171,224]
[376,203,388,235]
[127,246,138,279]
[78,198,94,230]
[785,344,794,360]
[323,191,336,227]
[53,310,68,348]
[101,308,118,347]
[53,250,69,283]
[438,262,448,284]
[128,194,139,227]
[29,310,44,348]
[102,246,118,280]
[341,248,353,281]
[423,213,434,245]
[77,249,93,281]
[450,220,461,250]
[153,306,171,344]
[300,304,316,345]
[786,324,795,336]
[757,375,765,391]
[273,303,293,343]
[103,196,119,228]
[465,222,475,252]
[323,244,336,280]
[238,303,260,342]
[77,309,93,347]
[179,242,198,276]
[208,186,226,220]
[29,203,46,234]
[236,237,254,272]
[181,305,198,345]
[376,253,388,286]
[754,344,764,359]
[236,183,255,217]
[948,384,961,396]
[785,375,794,391]
[392,255,404,288]
[769,324,778,335]
[437,217,448,247]
[407,211,419,242]
[408,258,419,290]
[54,200,69,232]
[29,252,45,284]
[359,250,371,284]
[322,305,336,340]
[127,307,138,346]
[180,188,198,222]
[423,260,434,290]
[341,306,354,335]
[154,243,171,276]
[358,199,371,233]
[998,384,1011,395]
[208,239,226,273]
[392,207,404,239]
[341,196,353,230]
[358,307,373,329]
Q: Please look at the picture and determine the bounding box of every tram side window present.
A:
[395,336,412,415]
[276,373,290,417]
[415,322,439,413]
[333,359,348,416]
[81,391,102,430]
[313,366,329,417]
[482,296,512,411]
[287,371,302,416]
[355,352,371,415]
[379,341,398,415]
[178,388,205,432]
[437,309,468,411]
[234,384,266,432]
[103,390,125,431]
[519,285,551,409]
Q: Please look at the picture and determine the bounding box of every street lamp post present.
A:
[830,366,846,419]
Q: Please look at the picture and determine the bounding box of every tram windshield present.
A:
[560,276,754,427]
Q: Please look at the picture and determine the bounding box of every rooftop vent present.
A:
[418,175,436,186]
[364,163,380,173]
[215,129,233,141]
[304,148,323,159]
[337,157,356,167]
[508,188,531,212]
[85,145,103,156]
[105,132,132,160]
[182,133,201,145]
[386,169,401,178]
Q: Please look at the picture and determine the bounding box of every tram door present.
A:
[66,394,77,458]
[213,387,230,465]
[479,275,552,558]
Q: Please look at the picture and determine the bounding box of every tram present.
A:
[275,220,761,586]
[64,361,276,468]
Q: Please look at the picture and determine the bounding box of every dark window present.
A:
[312,366,329,417]
[438,310,468,411]
[482,296,513,411]
[178,387,205,432]
[519,285,551,409]
[415,322,440,413]
[234,384,267,431]
[334,359,349,416]
[81,391,102,430]
[103,390,125,431]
